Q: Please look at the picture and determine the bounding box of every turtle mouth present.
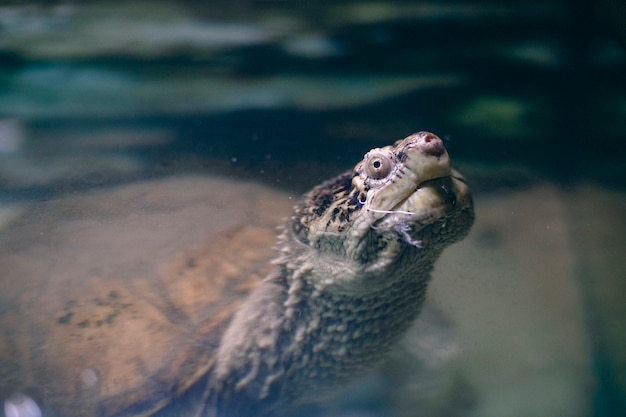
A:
[372,171,471,244]
[402,175,461,212]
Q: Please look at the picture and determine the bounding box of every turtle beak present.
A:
[374,169,471,239]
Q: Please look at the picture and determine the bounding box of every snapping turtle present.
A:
[0,132,473,417]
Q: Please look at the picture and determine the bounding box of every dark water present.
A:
[0,1,625,416]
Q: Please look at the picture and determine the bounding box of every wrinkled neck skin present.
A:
[206,132,474,416]
[210,225,442,417]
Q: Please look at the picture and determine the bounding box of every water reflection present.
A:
[4,393,42,417]
[0,1,625,417]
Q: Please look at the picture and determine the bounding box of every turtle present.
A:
[0,132,474,417]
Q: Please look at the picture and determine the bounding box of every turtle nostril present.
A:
[417,132,445,157]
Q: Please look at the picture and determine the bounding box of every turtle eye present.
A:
[365,152,393,180]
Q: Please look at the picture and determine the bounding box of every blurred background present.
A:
[0,1,625,416]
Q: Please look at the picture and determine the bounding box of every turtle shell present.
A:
[0,176,293,417]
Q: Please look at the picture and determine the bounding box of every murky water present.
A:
[0,1,625,417]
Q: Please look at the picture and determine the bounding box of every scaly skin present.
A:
[210,132,474,416]
[0,132,472,417]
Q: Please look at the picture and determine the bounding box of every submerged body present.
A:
[0,132,473,417]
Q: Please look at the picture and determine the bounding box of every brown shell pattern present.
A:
[0,176,293,417]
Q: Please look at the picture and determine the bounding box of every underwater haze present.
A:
[0,1,625,417]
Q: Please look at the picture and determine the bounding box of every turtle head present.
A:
[286,132,474,295]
